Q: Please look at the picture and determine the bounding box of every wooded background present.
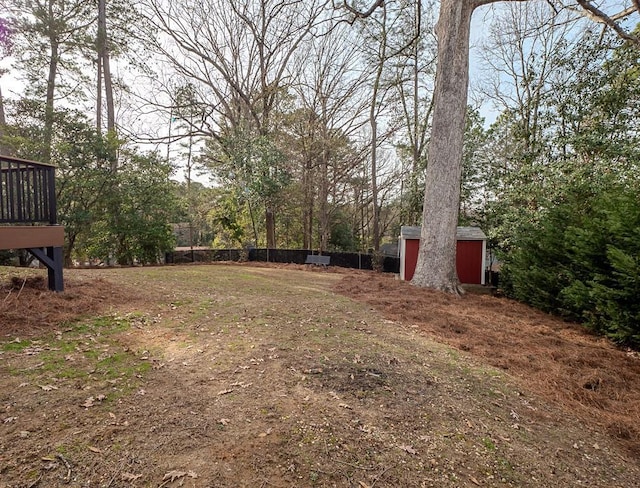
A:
[1,1,638,345]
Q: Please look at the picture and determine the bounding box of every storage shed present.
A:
[399,226,487,284]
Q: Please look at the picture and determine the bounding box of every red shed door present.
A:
[456,240,482,284]
[404,239,420,281]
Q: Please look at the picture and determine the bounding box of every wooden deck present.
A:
[0,226,64,250]
[1,154,64,291]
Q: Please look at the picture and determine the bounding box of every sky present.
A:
[470,4,502,126]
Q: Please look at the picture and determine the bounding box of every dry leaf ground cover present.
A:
[0,263,639,487]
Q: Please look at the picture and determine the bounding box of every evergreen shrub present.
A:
[503,184,640,348]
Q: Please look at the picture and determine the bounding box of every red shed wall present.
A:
[456,240,483,284]
[403,239,421,281]
[403,238,483,284]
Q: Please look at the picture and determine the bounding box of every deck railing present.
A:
[0,155,57,225]
[0,154,64,291]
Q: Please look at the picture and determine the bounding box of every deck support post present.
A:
[27,246,64,292]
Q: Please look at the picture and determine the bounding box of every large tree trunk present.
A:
[369,4,386,253]
[96,52,103,135]
[98,0,117,171]
[411,0,475,293]
[318,147,330,253]
[302,155,314,249]
[265,206,276,249]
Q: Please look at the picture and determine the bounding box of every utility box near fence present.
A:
[399,226,487,285]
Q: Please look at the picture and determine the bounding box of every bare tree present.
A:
[354,0,420,251]
[290,23,369,251]
[366,2,390,252]
[390,0,437,226]
[479,1,580,150]
[143,0,330,248]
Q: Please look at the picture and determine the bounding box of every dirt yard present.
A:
[0,263,639,487]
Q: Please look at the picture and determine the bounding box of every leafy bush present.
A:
[503,184,640,348]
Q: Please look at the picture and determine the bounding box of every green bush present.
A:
[503,184,640,348]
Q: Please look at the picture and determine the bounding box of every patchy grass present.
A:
[0,263,638,487]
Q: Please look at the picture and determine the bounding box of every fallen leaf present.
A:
[121,472,142,481]
[40,385,58,391]
[398,444,418,455]
[82,394,107,409]
[359,481,372,488]
[163,470,187,482]
[470,476,481,486]
[88,446,102,453]
[81,397,95,408]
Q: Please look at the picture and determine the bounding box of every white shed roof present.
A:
[400,225,486,241]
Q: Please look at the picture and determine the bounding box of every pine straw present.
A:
[334,272,640,459]
[0,274,135,338]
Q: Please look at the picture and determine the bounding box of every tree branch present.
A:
[337,0,384,22]
[473,0,528,8]
[575,0,639,44]
[545,0,559,15]
[343,0,384,18]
